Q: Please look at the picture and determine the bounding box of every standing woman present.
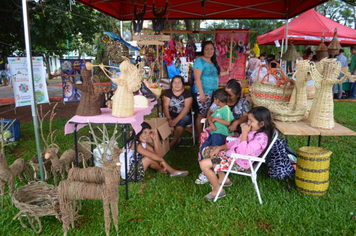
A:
[193,41,220,139]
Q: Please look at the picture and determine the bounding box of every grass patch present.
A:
[1,101,356,235]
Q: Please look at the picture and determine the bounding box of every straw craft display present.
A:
[327,28,342,57]
[12,181,61,234]
[71,67,102,116]
[269,60,309,122]
[295,146,332,196]
[251,62,294,107]
[58,123,121,236]
[308,58,351,129]
[315,37,329,61]
[87,60,142,117]
[282,43,299,61]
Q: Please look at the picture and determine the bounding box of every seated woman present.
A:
[119,122,189,182]
[163,75,193,148]
[195,79,250,184]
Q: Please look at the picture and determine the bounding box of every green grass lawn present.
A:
[1,101,356,235]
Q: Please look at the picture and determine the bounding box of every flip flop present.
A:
[204,190,226,200]
[170,170,189,177]
[210,180,233,188]
[174,137,183,148]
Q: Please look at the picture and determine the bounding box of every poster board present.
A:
[215,29,249,85]
[8,57,49,107]
[60,59,90,102]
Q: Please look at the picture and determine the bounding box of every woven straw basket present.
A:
[295,147,332,196]
[251,62,294,107]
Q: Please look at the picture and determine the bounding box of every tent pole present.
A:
[280,39,284,66]
[284,18,289,73]
[22,0,44,181]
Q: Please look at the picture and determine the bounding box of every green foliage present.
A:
[0,101,356,235]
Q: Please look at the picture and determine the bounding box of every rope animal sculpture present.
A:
[30,104,60,181]
[0,153,33,208]
[44,149,86,186]
[86,60,142,117]
[58,123,122,236]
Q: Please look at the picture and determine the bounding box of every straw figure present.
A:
[67,66,102,116]
[44,149,87,186]
[58,124,122,236]
[86,60,142,117]
[30,104,60,181]
[269,60,310,122]
[308,58,351,129]
[0,153,33,208]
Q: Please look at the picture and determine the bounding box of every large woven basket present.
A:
[295,147,332,196]
[251,62,294,107]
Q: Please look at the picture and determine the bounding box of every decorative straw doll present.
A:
[89,60,142,117]
[308,58,350,129]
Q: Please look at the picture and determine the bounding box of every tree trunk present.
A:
[43,54,53,80]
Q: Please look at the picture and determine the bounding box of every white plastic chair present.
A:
[213,130,279,204]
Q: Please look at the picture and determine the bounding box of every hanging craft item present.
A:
[175,39,184,58]
[217,38,228,55]
[131,0,146,34]
[315,37,329,61]
[226,39,237,62]
[282,43,299,62]
[86,60,142,118]
[253,40,260,58]
[185,37,195,62]
[152,0,169,35]
[308,58,350,129]
[163,40,176,66]
[327,28,342,57]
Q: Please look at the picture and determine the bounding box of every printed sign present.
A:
[60,59,90,102]
[8,57,49,107]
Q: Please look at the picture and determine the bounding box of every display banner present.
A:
[215,29,249,85]
[8,57,49,107]
[60,59,91,102]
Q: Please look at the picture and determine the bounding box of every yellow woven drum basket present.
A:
[295,146,332,196]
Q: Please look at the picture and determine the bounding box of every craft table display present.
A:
[64,101,157,199]
[274,118,356,147]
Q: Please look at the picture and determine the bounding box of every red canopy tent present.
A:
[257,9,356,46]
[75,0,327,20]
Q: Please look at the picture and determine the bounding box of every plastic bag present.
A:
[251,65,278,84]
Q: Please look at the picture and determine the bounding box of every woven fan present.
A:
[328,28,342,57]
[282,43,299,61]
[315,37,329,61]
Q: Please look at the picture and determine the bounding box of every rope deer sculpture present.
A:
[0,119,33,208]
[30,103,60,181]
[58,123,122,236]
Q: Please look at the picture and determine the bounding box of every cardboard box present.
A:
[144,118,170,157]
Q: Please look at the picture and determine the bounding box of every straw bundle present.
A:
[327,28,342,57]
[107,23,129,64]
[315,38,329,61]
[308,58,350,129]
[282,43,299,61]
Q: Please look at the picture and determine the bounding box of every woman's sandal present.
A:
[210,180,233,188]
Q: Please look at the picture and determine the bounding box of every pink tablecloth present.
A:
[64,101,157,135]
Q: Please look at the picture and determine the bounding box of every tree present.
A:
[0,0,110,78]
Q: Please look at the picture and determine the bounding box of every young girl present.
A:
[199,106,274,200]
[119,122,189,181]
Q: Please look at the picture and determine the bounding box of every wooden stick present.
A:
[161,45,164,79]
[229,32,233,80]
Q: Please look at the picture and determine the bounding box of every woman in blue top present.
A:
[193,41,220,139]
